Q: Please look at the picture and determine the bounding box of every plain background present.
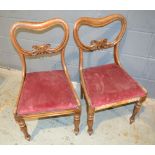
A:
[0,10,155,98]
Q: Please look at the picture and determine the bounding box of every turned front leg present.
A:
[74,110,81,135]
[87,108,95,135]
[130,96,146,124]
[14,115,31,141]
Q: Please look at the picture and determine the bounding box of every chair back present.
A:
[10,18,69,76]
[73,14,127,66]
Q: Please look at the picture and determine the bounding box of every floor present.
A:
[0,67,155,145]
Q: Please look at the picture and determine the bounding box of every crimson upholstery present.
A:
[83,64,146,108]
[17,70,78,115]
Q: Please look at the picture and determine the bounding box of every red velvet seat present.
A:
[17,70,78,115]
[83,63,146,108]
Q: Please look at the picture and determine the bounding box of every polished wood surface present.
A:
[10,18,81,141]
[73,14,147,135]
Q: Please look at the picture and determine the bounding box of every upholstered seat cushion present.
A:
[17,70,78,115]
[83,64,146,108]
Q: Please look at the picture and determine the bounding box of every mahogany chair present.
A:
[73,14,147,135]
[10,18,81,141]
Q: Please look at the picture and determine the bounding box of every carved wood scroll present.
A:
[31,44,53,56]
[90,39,108,51]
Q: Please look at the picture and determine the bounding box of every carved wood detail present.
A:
[90,39,108,51]
[31,44,53,56]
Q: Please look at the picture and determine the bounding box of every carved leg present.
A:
[14,115,31,141]
[80,84,84,99]
[74,110,81,135]
[87,108,95,135]
[130,96,146,124]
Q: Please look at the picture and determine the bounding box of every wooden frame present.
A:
[73,14,147,135]
[10,18,81,141]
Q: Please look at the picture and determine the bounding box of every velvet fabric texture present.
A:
[83,64,146,108]
[17,70,78,115]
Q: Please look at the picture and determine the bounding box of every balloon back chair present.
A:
[73,14,147,135]
[10,19,81,141]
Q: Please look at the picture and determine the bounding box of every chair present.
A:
[73,14,147,135]
[10,19,81,141]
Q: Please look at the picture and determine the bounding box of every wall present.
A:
[0,10,155,98]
